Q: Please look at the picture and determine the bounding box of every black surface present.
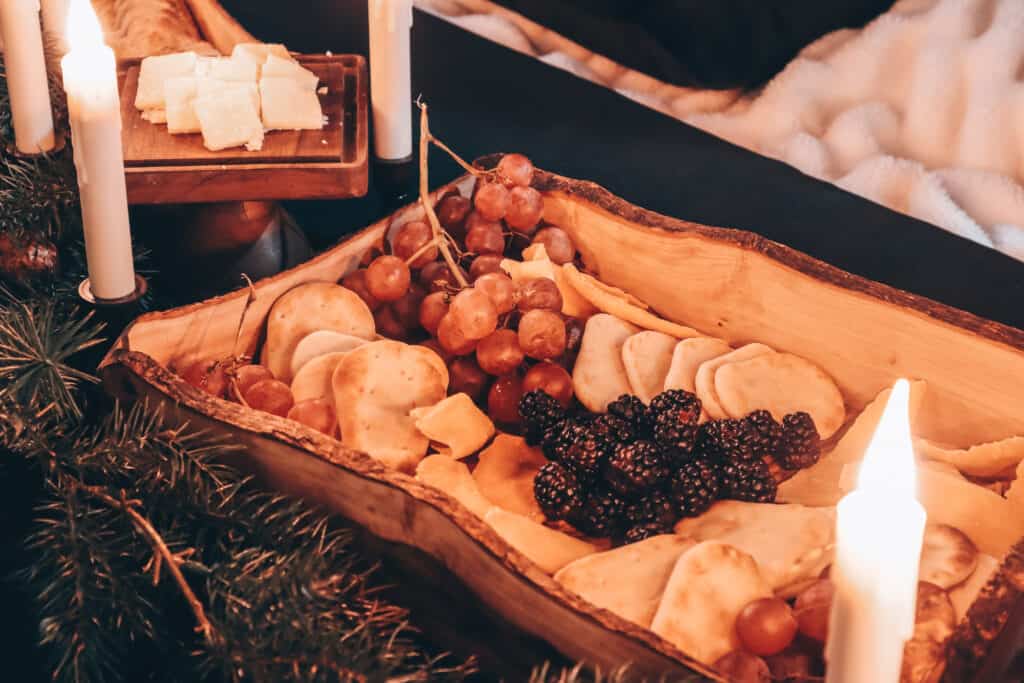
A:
[226,3,1024,332]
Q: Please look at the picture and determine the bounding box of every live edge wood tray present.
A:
[100,166,1024,682]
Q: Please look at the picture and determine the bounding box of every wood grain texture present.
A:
[100,169,1024,680]
[119,55,368,204]
[182,0,256,55]
[93,0,216,59]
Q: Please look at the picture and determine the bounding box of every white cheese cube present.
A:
[232,42,294,66]
[194,88,264,152]
[141,109,167,124]
[164,77,199,134]
[196,79,260,113]
[135,51,198,110]
[194,56,258,83]
[259,77,324,131]
[262,54,319,90]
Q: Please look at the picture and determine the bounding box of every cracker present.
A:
[135,51,197,110]
[651,541,772,665]
[620,331,678,404]
[484,508,598,574]
[554,535,695,627]
[572,314,639,413]
[411,393,495,461]
[663,337,732,394]
[916,435,1024,479]
[261,282,376,382]
[694,343,774,420]
[714,352,846,438]
[260,77,324,131]
[415,455,493,519]
[472,435,546,521]
[290,330,368,377]
[673,501,835,595]
[561,265,701,339]
[333,341,447,472]
[290,351,347,405]
[919,523,978,590]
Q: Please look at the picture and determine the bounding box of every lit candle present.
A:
[826,379,926,683]
[0,0,56,153]
[61,0,135,300]
[368,0,413,162]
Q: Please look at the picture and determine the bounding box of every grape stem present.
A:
[418,102,469,289]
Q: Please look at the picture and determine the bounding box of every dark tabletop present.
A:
[221,2,1024,332]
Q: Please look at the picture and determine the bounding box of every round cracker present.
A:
[714,352,845,438]
[919,523,978,590]
[572,314,640,413]
[291,351,348,405]
[290,330,369,378]
[621,330,678,404]
[261,282,375,382]
[663,337,732,394]
[694,343,774,419]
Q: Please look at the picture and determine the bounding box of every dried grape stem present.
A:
[429,135,486,179]
[418,103,469,288]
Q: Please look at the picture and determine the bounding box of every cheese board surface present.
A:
[117,54,368,204]
[99,166,1024,682]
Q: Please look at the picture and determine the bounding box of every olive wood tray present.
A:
[99,165,1024,682]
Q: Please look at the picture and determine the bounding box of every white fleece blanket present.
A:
[418,0,1024,262]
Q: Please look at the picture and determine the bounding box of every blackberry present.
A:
[697,418,756,463]
[743,409,783,458]
[575,487,627,537]
[652,411,700,457]
[534,462,584,520]
[623,490,677,528]
[605,441,670,497]
[670,459,721,517]
[607,395,652,435]
[777,412,821,470]
[562,428,608,485]
[720,459,777,503]
[589,413,635,447]
[520,390,565,446]
[650,390,702,424]
[623,520,673,544]
[540,419,587,463]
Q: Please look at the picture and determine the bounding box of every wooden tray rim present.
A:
[101,164,1024,679]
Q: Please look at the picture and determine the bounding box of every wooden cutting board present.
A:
[117,54,368,204]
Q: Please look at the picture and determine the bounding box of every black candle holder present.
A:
[78,274,148,335]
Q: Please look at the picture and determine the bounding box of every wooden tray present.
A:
[117,54,368,204]
[99,166,1024,681]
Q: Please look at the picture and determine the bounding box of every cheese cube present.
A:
[195,56,258,83]
[232,42,294,66]
[262,54,319,90]
[141,109,167,124]
[259,77,324,131]
[135,51,198,110]
[164,77,199,134]
[194,88,264,152]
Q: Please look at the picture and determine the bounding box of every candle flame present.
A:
[857,379,917,498]
[66,0,105,53]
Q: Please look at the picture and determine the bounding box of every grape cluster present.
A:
[526,387,824,545]
[338,154,583,426]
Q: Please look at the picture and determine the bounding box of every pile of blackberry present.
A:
[524,388,823,546]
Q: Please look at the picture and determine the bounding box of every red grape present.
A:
[419,338,451,363]
[374,305,408,340]
[366,255,411,302]
[392,220,437,268]
[517,277,563,313]
[437,313,477,356]
[532,227,575,265]
[474,181,510,221]
[419,291,450,335]
[518,309,567,360]
[736,598,798,656]
[794,579,834,643]
[505,186,544,235]
[497,153,534,188]
[436,194,472,238]
[563,317,585,354]
[476,329,525,376]
[488,374,524,424]
[469,254,505,280]
[245,379,295,417]
[449,288,499,340]
[449,357,490,403]
[465,221,506,256]
[713,651,770,683]
[391,282,427,330]
[342,269,382,311]
[287,398,336,436]
[232,364,274,400]
[522,362,574,407]
[419,261,460,292]
[474,271,517,315]
[181,359,229,398]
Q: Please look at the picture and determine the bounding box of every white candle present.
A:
[0,0,56,153]
[826,379,926,683]
[368,0,413,161]
[61,0,135,300]
[40,0,69,50]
